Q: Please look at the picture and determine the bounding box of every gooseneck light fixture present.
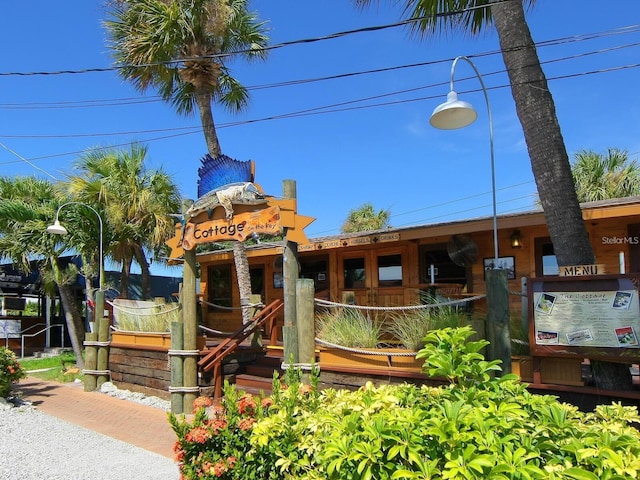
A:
[47,202,104,291]
[430,55,499,267]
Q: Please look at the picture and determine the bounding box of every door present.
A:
[338,248,407,307]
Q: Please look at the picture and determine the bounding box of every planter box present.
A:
[111,331,206,350]
[540,357,584,386]
[319,347,423,372]
[511,355,533,383]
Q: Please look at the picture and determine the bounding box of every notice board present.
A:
[528,274,640,362]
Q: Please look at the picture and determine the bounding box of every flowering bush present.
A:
[0,347,26,398]
[170,329,640,479]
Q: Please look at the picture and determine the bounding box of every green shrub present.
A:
[171,327,640,479]
[0,347,26,397]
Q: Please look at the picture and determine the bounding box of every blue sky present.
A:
[2,1,640,275]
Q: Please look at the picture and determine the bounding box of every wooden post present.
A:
[296,279,315,382]
[83,331,98,392]
[170,321,184,414]
[282,180,299,367]
[183,247,198,412]
[95,290,109,389]
[485,268,512,374]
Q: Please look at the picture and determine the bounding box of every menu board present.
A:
[528,275,640,360]
[533,290,639,348]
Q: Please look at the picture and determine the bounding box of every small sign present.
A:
[559,264,605,276]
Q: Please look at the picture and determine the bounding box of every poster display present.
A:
[533,289,640,348]
[0,319,21,339]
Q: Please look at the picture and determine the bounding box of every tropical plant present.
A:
[64,143,181,299]
[171,327,640,479]
[0,177,87,368]
[352,0,636,389]
[572,148,640,202]
[341,202,391,233]
[315,307,384,348]
[387,303,467,351]
[112,301,181,332]
[105,0,269,324]
[0,347,26,398]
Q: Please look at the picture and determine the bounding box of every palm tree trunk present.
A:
[492,2,631,390]
[133,245,152,300]
[195,87,222,157]
[232,241,253,325]
[492,1,594,267]
[57,282,85,370]
[120,258,132,299]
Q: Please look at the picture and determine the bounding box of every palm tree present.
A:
[342,203,391,233]
[353,1,630,389]
[572,148,640,202]
[105,0,269,325]
[0,177,87,368]
[65,143,182,299]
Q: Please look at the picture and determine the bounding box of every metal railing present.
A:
[20,324,65,358]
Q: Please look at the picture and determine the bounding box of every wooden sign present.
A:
[559,264,605,276]
[182,206,281,248]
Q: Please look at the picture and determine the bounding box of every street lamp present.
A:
[430,55,498,267]
[430,56,511,372]
[47,202,104,291]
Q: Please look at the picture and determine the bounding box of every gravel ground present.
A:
[0,384,180,480]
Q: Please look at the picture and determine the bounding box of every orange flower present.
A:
[261,397,273,408]
[185,426,212,444]
[238,418,255,431]
[237,394,257,415]
[192,396,213,412]
[227,456,237,468]
[298,384,314,395]
[208,417,228,434]
[212,461,228,477]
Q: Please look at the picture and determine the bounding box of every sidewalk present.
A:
[15,377,178,459]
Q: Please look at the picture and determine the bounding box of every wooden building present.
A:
[195,196,640,333]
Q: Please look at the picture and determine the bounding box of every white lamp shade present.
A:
[429,91,478,130]
[46,220,68,235]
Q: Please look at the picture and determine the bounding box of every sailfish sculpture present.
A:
[187,154,266,220]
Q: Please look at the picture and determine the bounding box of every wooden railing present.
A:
[197,299,284,398]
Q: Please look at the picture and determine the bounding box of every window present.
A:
[300,256,329,293]
[344,257,365,289]
[377,254,402,287]
[535,237,559,276]
[207,265,232,310]
[419,244,467,285]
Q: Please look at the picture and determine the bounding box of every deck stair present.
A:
[234,347,284,396]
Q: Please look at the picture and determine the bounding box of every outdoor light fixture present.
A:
[430,55,499,266]
[510,230,523,249]
[47,202,104,291]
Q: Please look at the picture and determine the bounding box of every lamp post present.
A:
[47,202,104,292]
[429,55,498,267]
[430,56,511,372]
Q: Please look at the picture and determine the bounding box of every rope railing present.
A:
[107,300,181,316]
[315,338,418,356]
[314,294,486,311]
[199,299,264,310]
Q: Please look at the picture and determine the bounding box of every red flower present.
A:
[261,397,273,409]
